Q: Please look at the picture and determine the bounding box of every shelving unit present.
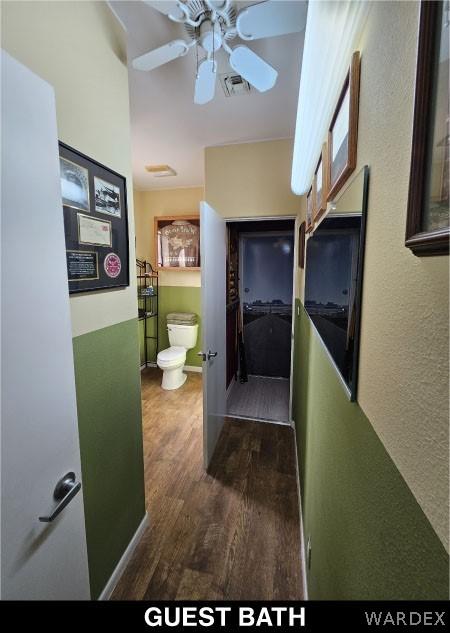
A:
[136,259,159,367]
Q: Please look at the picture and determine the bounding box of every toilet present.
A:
[157,313,198,390]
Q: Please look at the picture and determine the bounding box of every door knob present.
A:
[39,472,81,523]
[197,350,218,361]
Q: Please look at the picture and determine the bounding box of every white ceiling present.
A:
[110,1,305,190]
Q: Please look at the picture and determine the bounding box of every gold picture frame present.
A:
[314,142,329,222]
[306,186,314,233]
[327,51,361,202]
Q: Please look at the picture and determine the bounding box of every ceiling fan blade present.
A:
[236,0,307,40]
[229,46,277,92]
[194,59,217,105]
[132,39,189,71]
[143,1,185,19]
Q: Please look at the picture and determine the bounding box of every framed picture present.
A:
[94,176,121,218]
[314,142,329,221]
[59,157,90,212]
[327,51,361,201]
[155,215,200,270]
[59,142,129,293]
[306,186,314,233]
[405,0,449,256]
[298,221,306,269]
[77,213,112,247]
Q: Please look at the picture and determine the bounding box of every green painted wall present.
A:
[292,301,449,600]
[138,318,146,366]
[73,318,146,599]
[141,285,202,367]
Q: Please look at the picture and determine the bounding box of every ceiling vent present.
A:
[145,164,177,177]
[220,73,251,98]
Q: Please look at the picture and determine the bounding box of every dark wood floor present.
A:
[112,367,304,600]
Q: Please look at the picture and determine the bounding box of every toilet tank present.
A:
[167,323,198,350]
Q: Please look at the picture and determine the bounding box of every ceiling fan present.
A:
[132,1,307,104]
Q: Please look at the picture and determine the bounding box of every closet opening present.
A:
[225,218,296,425]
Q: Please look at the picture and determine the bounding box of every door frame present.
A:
[223,216,298,427]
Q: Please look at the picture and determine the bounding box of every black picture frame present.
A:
[298,221,306,269]
[59,142,130,293]
[304,166,369,402]
[405,1,449,256]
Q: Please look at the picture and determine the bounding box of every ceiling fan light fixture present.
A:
[199,20,223,54]
[134,1,307,105]
[145,164,177,177]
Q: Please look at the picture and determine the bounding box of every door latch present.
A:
[197,350,218,361]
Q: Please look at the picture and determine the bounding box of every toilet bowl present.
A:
[157,316,198,390]
[157,346,187,390]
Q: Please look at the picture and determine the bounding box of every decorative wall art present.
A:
[298,220,306,269]
[94,177,121,218]
[314,142,329,222]
[327,51,361,201]
[306,186,314,233]
[59,142,129,293]
[60,157,90,212]
[405,0,449,256]
[155,215,201,270]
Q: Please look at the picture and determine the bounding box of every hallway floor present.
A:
[112,367,304,600]
[227,375,290,423]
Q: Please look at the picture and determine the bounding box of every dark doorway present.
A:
[226,219,295,424]
[242,232,294,378]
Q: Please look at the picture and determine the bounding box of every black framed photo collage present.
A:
[59,142,130,293]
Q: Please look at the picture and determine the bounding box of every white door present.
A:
[200,202,227,469]
[1,51,90,600]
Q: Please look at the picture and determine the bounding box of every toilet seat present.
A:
[157,346,186,368]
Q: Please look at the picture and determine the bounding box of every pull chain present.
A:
[196,34,199,75]
[212,20,215,69]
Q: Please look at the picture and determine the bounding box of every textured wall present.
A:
[293,303,448,599]
[158,286,202,367]
[2,0,138,338]
[355,1,449,550]
[205,139,302,218]
[295,0,449,551]
[140,286,202,368]
[73,319,145,599]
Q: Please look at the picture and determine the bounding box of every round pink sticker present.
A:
[104,253,121,278]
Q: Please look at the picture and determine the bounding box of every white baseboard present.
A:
[98,511,149,601]
[184,365,202,373]
[140,362,157,371]
[292,426,309,600]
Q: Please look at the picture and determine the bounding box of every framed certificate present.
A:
[59,142,129,293]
